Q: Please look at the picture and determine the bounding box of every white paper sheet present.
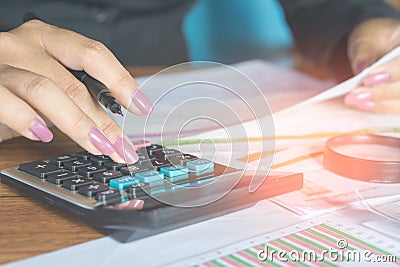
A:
[291,45,400,108]
[111,59,333,141]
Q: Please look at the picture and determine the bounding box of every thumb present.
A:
[347,41,380,74]
[347,18,400,75]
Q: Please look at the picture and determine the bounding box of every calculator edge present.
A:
[0,166,303,242]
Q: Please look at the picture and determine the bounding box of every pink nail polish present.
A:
[132,89,153,115]
[355,61,370,74]
[113,137,139,164]
[115,199,144,210]
[363,71,390,86]
[133,140,152,150]
[29,118,53,142]
[89,128,115,155]
[344,92,375,112]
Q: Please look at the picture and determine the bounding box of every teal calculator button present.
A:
[135,170,164,183]
[109,176,137,190]
[150,187,168,195]
[148,180,164,186]
[160,165,188,177]
[187,159,214,172]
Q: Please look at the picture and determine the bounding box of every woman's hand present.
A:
[345,17,400,113]
[0,19,152,163]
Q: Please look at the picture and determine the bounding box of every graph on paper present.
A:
[173,214,400,267]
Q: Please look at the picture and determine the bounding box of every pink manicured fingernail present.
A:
[355,61,370,74]
[344,92,375,112]
[363,71,390,86]
[29,118,53,142]
[133,140,152,150]
[89,128,115,155]
[115,199,144,210]
[113,137,139,164]
[132,89,153,114]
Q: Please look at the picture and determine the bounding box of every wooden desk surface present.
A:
[0,67,163,264]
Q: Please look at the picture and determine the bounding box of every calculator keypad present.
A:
[17,142,218,210]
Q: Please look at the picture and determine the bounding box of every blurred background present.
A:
[183,0,294,66]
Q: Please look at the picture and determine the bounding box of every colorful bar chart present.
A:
[175,215,400,267]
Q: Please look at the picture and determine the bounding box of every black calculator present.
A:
[0,141,303,242]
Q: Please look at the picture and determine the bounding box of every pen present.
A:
[69,69,123,116]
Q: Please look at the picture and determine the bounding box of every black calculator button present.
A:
[104,162,127,171]
[63,160,92,172]
[75,151,92,161]
[180,154,198,165]
[137,153,154,162]
[90,155,112,166]
[150,158,171,170]
[126,182,149,199]
[120,165,150,176]
[138,159,154,168]
[182,153,198,160]
[166,153,198,166]
[146,144,164,155]
[164,154,183,165]
[49,155,78,167]
[154,149,181,160]
[62,177,93,191]
[137,158,154,169]
[95,189,121,204]
[136,148,148,158]
[18,161,62,179]
[77,165,107,178]
[92,170,123,183]
[47,170,77,185]
[78,183,110,197]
